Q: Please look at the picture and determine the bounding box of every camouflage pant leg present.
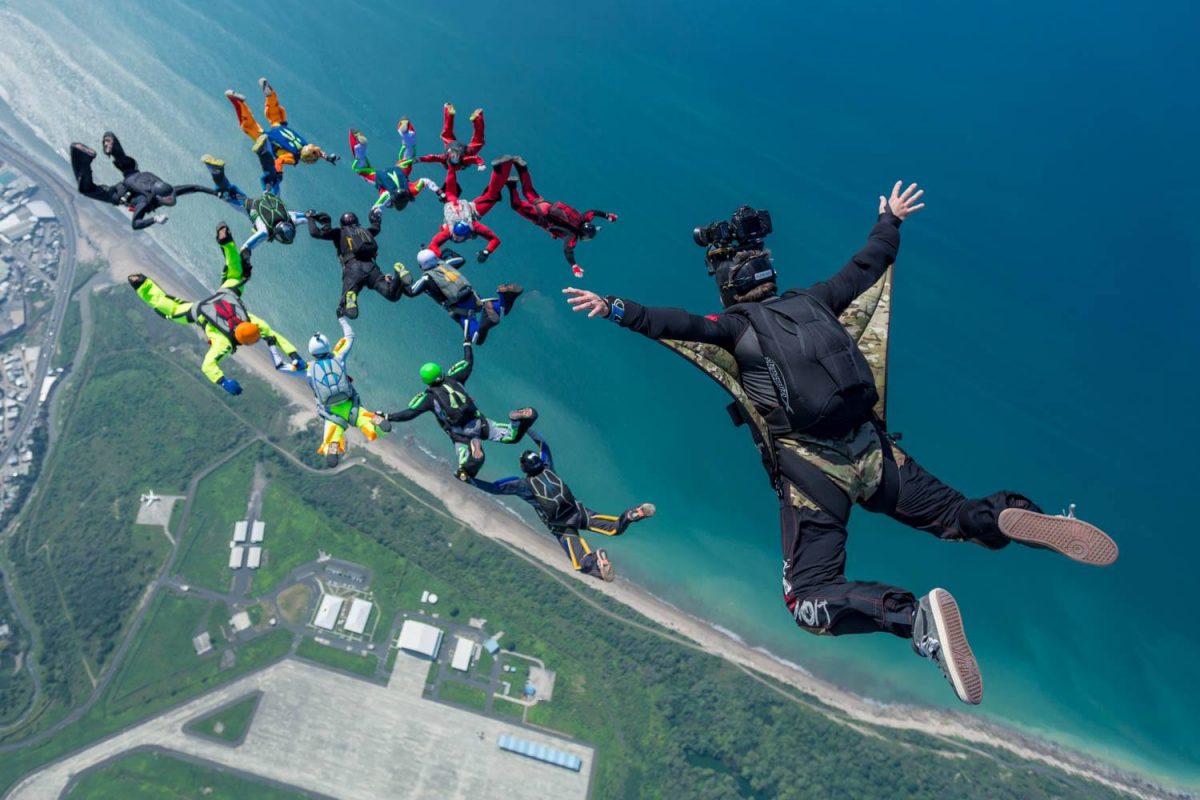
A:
[775,423,916,638]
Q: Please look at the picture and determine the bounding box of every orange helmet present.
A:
[234,321,261,345]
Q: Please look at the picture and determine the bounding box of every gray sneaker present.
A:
[912,588,983,705]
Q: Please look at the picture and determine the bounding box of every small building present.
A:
[450,636,474,672]
[192,632,213,656]
[25,200,54,220]
[230,611,252,632]
[228,546,244,569]
[497,734,582,772]
[483,638,500,656]
[397,620,443,660]
[233,521,248,543]
[251,520,265,543]
[246,547,262,569]
[314,594,343,630]
[343,597,372,635]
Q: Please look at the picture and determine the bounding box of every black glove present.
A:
[326,153,340,165]
[368,207,383,225]
[476,249,490,263]
[305,208,317,218]
[216,223,233,245]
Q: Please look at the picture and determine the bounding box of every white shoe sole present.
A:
[929,588,983,705]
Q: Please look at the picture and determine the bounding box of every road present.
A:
[0,138,80,470]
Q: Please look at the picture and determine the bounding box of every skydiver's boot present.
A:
[341,290,359,320]
[71,142,96,161]
[224,89,246,102]
[325,446,341,468]
[595,549,615,582]
[469,108,483,122]
[997,508,1118,566]
[491,155,518,168]
[497,283,523,314]
[101,131,118,157]
[510,155,527,169]
[507,408,538,442]
[396,118,412,135]
[444,102,456,116]
[911,588,982,705]
[258,77,274,97]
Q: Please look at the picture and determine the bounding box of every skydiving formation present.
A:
[73,82,1118,708]
[71,132,218,229]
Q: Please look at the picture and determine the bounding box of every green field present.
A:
[173,446,260,593]
[64,749,310,799]
[183,693,260,744]
[491,696,525,721]
[438,680,489,711]
[294,637,378,679]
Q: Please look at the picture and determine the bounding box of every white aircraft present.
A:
[140,491,160,507]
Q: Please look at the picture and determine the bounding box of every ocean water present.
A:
[1,0,1197,787]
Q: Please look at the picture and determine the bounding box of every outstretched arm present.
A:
[332,315,355,360]
[447,341,474,383]
[527,430,554,471]
[805,181,923,315]
[563,288,744,347]
[306,212,338,240]
[387,390,436,423]
[467,474,532,497]
[474,222,501,254]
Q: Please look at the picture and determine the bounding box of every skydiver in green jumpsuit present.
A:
[128,223,303,395]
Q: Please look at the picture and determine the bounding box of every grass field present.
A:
[183,693,260,744]
[294,638,378,679]
[437,680,489,712]
[173,446,261,593]
[64,749,311,800]
[491,696,526,721]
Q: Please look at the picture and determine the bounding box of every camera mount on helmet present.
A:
[694,206,776,306]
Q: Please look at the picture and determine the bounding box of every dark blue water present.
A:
[2,0,1196,785]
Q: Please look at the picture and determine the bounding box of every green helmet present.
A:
[419,362,443,385]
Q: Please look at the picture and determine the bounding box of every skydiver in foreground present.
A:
[276,313,391,467]
[128,224,302,395]
[563,182,1118,705]
[417,103,486,174]
[468,432,655,582]
[348,123,443,213]
[201,153,306,253]
[492,156,616,278]
[307,206,404,319]
[398,249,523,345]
[70,133,218,230]
[224,78,337,184]
[386,342,536,479]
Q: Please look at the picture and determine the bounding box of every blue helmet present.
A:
[451,221,472,241]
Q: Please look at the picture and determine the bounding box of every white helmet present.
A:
[417,248,439,270]
[308,332,331,357]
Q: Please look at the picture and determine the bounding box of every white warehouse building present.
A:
[397,620,443,659]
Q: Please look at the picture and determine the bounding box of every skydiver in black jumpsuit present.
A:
[70,132,217,230]
[468,432,655,581]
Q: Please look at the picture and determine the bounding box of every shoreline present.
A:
[1,120,1191,799]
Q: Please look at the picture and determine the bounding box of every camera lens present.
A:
[693,226,710,247]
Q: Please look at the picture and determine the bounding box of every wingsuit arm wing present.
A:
[803,210,901,316]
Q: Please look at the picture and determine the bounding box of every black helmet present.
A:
[714,250,777,308]
[272,220,296,244]
[446,141,467,166]
[580,221,598,239]
[340,211,359,227]
[389,189,411,210]
[153,180,177,206]
[519,450,545,475]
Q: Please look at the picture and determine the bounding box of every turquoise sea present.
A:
[1,0,1196,787]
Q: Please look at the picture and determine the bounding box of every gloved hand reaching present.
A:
[476,249,490,263]
[218,377,243,396]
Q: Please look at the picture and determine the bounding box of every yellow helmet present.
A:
[299,144,321,164]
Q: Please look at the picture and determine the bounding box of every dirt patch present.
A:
[276,584,313,625]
